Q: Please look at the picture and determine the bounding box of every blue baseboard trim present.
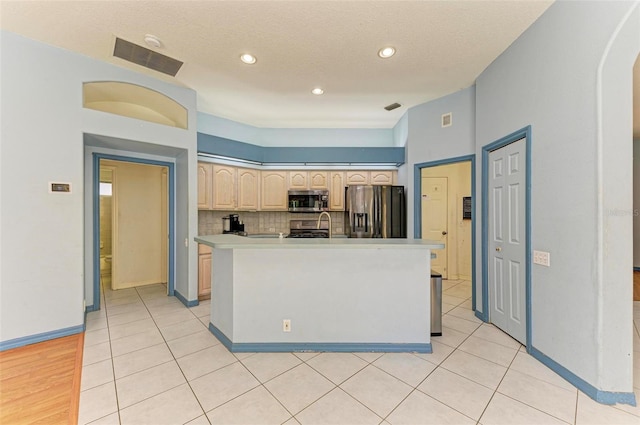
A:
[634,267,640,272]
[209,323,233,348]
[0,324,86,352]
[208,323,432,353]
[529,346,637,406]
[85,304,98,314]
[174,290,199,308]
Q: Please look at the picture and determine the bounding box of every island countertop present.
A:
[195,234,444,250]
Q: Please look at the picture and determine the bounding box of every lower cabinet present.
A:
[198,244,211,300]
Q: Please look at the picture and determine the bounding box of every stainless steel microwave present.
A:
[288,190,329,213]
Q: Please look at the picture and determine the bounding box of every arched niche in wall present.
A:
[83,81,188,129]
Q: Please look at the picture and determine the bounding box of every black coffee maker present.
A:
[229,214,244,233]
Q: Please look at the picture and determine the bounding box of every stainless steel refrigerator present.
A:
[345,185,406,238]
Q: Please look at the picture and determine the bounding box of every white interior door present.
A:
[489,138,526,344]
[107,160,168,290]
[422,177,448,277]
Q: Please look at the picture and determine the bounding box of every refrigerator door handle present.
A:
[375,186,382,238]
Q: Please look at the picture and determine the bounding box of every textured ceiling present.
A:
[2,1,556,129]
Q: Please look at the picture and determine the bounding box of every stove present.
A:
[287,219,329,238]
[287,231,329,238]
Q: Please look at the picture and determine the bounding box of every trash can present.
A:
[431,270,442,336]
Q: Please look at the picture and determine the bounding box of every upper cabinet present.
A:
[329,172,345,211]
[370,170,395,185]
[198,162,397,212]
[237,168,260,211]
[212,165,236,210]
[309,171,329,189]
[345,171,370,185]
[288,171,308,190]
[346,170,395,186]
[199,162,260,211]
[261,171,288,210]
[288,171,329,190]
[197,162,213,210]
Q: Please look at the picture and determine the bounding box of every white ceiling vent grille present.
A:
[441,112,452,128]
[113,37,183,76]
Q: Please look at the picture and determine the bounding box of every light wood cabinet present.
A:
[261,171,288,210]
[237,168,259,210]
[197,162,213,210]
[287,170,328,190]
[309,171,329,189]
[346,171,370,185]
[370,170,395,185]
[198,163,397,213]
[329,172,345,211]
[345,170,396,186]
[198,244,211,300]
[210,165,259,211]
[212,165,236,210]
[288,171,308,190]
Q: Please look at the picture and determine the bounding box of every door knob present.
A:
[442,231,448,236]
[496,247,502,252]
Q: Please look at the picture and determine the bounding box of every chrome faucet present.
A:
[316,211,332,239]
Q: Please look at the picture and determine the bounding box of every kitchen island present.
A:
[194,234,444,353]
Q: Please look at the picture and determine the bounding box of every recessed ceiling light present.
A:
[311,88,324,95]
[378,46,396,59]
[144,34,162,49]
[240,53,257,64]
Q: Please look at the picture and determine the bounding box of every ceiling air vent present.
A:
[441,112,452,127]
[113,37,183,76]
[384,102,402,111]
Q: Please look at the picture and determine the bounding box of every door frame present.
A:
[481,125,531,349]
[414,155,476,310]
[92,153,175,310]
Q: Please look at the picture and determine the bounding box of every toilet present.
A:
[100,255,112,277]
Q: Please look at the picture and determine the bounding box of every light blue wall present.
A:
[404,87,476,238]
[0,31,199,346]
[474,1,639,395]
[197,112,395,147]
[393,112,409,148]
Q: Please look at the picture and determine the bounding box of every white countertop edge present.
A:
[195,234,444,250]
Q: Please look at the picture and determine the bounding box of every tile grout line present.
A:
[473,343,521,425]
[136,284,210,423]
[92,276,122,425]
[94,282,199,423]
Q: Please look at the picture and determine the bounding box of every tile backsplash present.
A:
[198,210,345,236]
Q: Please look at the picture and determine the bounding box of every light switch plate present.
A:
[533,250,550,267]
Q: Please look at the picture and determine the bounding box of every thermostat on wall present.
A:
[49,182,71,193]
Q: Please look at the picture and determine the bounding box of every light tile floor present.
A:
[80,278,640,425]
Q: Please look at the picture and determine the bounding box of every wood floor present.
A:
[635,271,640,301]
[0,333,83,424]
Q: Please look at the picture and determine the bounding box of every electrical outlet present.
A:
[533,250,550,267]
[282,319,291,332]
